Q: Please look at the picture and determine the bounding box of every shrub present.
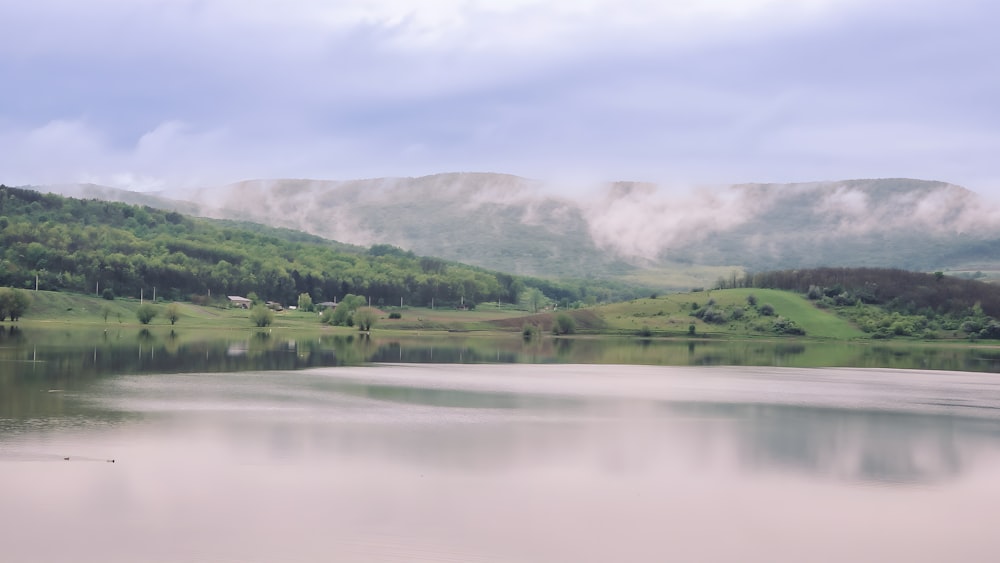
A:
[637,325,653,337]
[700,307,727,324]
[331,305,353,326]
[961,320,982,333]
[759,303,775,316]
[980,322,1000,339]
[354,308,377,331]
[0,288,32,321]
[553,313,576,335]
[249,305,274,327]
[522,324,538,339]
[388,312,402,319]
[320,307,335,325]
[772,316,805,335]
[136,303,158,325]
[746,294,758,307]
[833,292,857,306]
[165,302,181,325]
[102,288,115,300]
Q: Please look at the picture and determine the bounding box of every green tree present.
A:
[340,294,366,310]
[354,308,377,331]
[10,289,31,321]
[320,307,336,325]
[297,292,314,312]
[136,303,158,325]
[553,313,576,335]
[165,302,181,325]
[523,287,545,313]
[101,305,111,323]
[0,288,32,321]
[250,305,274,327]
[330,305,353,326]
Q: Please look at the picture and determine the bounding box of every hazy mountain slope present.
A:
[650,179,1000,271]
[28,183,203,216]
[38,174,1000,280]
[182,173,637,278]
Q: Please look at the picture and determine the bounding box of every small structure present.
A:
[228,296,252,309]
[317,301,338,310]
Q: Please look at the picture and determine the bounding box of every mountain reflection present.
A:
[662,402,982,484]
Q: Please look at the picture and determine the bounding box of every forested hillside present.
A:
[0,186,634,306]
[748,268,1000,317]
[742,267,1000,339]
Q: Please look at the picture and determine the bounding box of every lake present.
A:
[3,327,1000,562]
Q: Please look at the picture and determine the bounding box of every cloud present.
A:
[1,0,998,194]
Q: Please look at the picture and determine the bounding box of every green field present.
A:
[13,290,533,333]
[591,288,866,339]
[3,288,886,342]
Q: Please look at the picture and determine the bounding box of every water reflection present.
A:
[4,358,1000,562]
[680,403,976,484]
[4,326,1000,381]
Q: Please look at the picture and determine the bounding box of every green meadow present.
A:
[6,287,987,344]
[590,288,866,339]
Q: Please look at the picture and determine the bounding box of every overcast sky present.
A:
[1,0,997,195]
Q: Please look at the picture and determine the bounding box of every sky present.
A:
[1,0,998,195]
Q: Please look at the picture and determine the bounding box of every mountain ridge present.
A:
[28,173,1000,283]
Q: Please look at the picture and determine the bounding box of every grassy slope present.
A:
[590,288,866,339]
[15,290,531,332]
[14,288,865,339]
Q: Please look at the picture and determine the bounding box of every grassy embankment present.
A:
[487,288,866,339]
[9,288,871,340]
[13,290,532,333]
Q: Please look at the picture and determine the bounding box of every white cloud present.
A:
[1,0,998,196]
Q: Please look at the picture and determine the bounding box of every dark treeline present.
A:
[0,186,633,306]
[746,267,1000,317]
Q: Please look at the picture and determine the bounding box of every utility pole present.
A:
[140,288,143,304]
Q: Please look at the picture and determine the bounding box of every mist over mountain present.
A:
[35,174,1000,282]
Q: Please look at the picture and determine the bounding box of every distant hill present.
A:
[34,174,1000,284]
[0,185,642,307]
[177,173,637,279]
[29,183,203,216]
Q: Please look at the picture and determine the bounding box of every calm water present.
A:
[3,327,1000,562]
